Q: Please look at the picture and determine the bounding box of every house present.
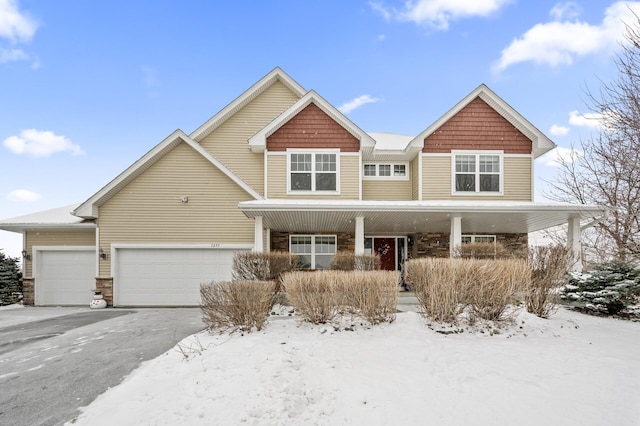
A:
[0,68,604,307]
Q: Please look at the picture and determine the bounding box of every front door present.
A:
[374,238,396,271]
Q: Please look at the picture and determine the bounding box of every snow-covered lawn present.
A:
[69,307,640,426]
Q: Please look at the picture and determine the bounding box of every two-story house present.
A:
[0,68,603,307]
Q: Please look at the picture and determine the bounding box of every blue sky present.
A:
[1,0,638,258]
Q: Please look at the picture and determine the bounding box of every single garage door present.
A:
[35,247,96,305]
[114,247,248,306]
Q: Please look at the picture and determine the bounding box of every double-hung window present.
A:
[290,235,337,269]
[289,150,338,193]
[453,152,502,194]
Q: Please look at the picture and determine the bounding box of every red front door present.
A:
[374,238,396,271]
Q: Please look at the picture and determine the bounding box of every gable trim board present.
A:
[73,130,262,219]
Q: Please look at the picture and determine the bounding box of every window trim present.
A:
[461,235,497,244]
[362,161,409,181]
[451,151,503,195]
[289,234,337,270]
[286,149,340,195]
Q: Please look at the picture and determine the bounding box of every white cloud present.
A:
[0,0,38,43]
[538,146,583,166]
[371,0,511,30]
[338,95,381,114]
[7,188,41,202]
[0,46,25,62]
[568,110,608,128]
[3,129,84,157]
[550,124,570,136]
[493,1,640,72]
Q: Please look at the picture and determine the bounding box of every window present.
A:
[363,162,409,180]
[454,153,501,193]
[289,151,338,193]
[461,235,496,244]
[290,235,337,269]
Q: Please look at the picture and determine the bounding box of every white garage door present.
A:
[35,248,96,306]
[115,247,247,306]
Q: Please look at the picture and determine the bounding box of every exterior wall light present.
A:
[21,250,31,261]
[99,248,107,260]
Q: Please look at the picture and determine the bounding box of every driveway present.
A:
[0,306,204,426]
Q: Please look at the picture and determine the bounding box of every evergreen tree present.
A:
[0,250,22,305]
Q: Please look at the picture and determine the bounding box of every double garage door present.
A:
[114,247,248,306]
[35,246,247,306]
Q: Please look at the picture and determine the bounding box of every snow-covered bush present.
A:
[200,280,276,332]
[0,250,22,306]
[562,260,640,315]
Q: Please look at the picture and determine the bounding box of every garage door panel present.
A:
[115,248,245,306]
[37,249,96,306]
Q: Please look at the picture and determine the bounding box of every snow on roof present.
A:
[0,204,87,226]
[367,132,414,151]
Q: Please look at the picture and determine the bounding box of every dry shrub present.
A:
[406,258,468,322]
[466,259,530,321]
[282,271,339,324]
[330,252,381,271]
[340,270,399,324]
[232,251,299,290]
[454,242,515,259]
[525,245,568,318]
[200,280,276,332]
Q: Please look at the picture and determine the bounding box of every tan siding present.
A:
[422,155,451,199]
[25,229,95,277]
[422,155,532,201]
[411,156,419,200]
[200,81,300,196]
[98,142,255,277]
[503,157,532,201]
[363,180,412,200]
[267,154,359,199]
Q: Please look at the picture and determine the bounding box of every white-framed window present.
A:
[290,235,337,270]
[461,235,496,244]
[453,152,502,194]
[288,150,339,193]
[363,162,409,180]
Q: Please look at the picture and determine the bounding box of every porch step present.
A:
[397,291,419,305]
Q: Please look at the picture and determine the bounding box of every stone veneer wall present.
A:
[22,278,34,305]
[96,277,114,306]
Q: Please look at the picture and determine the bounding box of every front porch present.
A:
[240,199,605,272]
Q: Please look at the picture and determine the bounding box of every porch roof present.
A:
[238,200,605,234]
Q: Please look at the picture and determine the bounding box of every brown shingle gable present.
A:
[266,103,360,152]
[423,97,532,154]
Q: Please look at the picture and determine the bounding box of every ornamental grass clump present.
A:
[525,245,568,318]
[200,280,276,332]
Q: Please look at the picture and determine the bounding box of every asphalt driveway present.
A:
[0,306,204,426]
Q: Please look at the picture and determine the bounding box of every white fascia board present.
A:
[238,199,605,215]
[0,223,96,233]
[248,91,376,153]
[190,67,306,143]
[409,84,556,159]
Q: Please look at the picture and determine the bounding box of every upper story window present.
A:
[288,150,339,193]
[363,162,409,180]
[453,152,502,194]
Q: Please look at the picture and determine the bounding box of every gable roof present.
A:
[190,67,307,143]
[411,84,556,158]
[248,90,376,153]
[73,130,263,219]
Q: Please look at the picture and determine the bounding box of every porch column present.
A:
[567,217,582,272]
[355,216,365,255]
[253,216,263,253]
[449,215,462,257]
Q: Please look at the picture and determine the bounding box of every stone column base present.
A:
[22,278,34,305]
[95,277,114,306]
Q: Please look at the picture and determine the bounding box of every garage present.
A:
[113,245,249,306]
[35,247,96,306]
